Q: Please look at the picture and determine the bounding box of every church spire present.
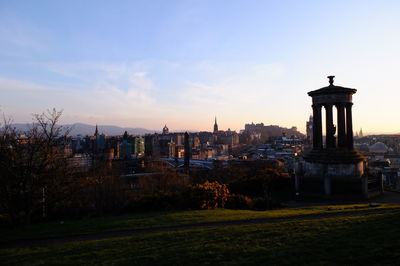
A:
[94,124,99,137]
[213,116,218,133]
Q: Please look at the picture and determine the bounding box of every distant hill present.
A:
[11,123,159,136]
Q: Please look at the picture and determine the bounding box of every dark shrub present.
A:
[251,197,285,210]
[228,168,291,209]
[251,197,269,211]
[225,194,253,210]
[126,192,183,212]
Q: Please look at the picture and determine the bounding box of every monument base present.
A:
[297,149,383,199]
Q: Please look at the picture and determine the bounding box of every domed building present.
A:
[369,142,389,161]
[162,124,169,135]
[369,142,389,154]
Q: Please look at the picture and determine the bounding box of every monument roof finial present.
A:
[327,75,335,85]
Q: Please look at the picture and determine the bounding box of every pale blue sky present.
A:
[1,0,400,133]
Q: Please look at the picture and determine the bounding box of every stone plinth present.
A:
[300,150,366,198]
[304,149,365,165]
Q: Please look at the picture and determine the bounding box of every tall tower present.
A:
[184,131,191,168]
[306,115,313,144]
[213,116,218,133]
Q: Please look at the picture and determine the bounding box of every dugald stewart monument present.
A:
[296,76,383,199]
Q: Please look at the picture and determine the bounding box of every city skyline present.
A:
[1,1,400,134]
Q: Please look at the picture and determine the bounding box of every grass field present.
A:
[1,203,396,243]
[1,209,400,265]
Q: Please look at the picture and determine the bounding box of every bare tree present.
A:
[0,109,71,225]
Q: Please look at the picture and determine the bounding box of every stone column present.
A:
[312,104,323,149]
[346,103,354,150]
[325,104,335,148]
[336,103,346,148]
[361,176,368,199]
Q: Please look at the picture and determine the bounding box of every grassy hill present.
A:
[1,204,400,265]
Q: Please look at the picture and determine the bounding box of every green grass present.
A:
[1,203,398,243]
[1,210,400,265]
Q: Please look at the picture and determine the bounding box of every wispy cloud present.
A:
[0,60,293,131]
[43,61,158,107]
[0,77,50,92]
[0,60,167,128]
[178,62,286,108]
[0,13,49,57]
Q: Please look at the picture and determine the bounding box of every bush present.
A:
[228,168,292,209]
[225,194,253,210]
[229,168,289,197]
[186,181,230,209]
[123,181,231,212]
